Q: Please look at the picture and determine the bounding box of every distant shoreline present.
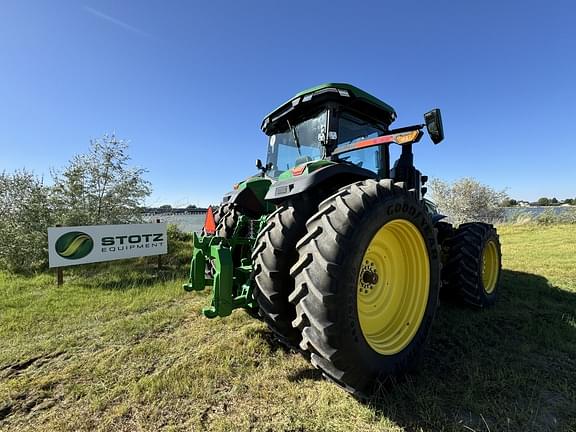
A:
[503,205,575,209]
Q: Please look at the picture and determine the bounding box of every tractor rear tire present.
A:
[289,179,440,394]
[252,200,317,346]
[215,203,244,238]
[443,223,502,308]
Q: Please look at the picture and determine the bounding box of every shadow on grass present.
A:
[287,367,323,383]
[283,270,576,430]
[366,270,576,431]
[252,327,294,355]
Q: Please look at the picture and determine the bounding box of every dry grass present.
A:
[0,225,575,431]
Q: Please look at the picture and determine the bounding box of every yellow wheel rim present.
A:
[482,240,499,294]
[356,219,430,355]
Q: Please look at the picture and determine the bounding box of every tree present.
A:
[501,198,518,207]
[537,197,550,206]
[429,177,507,225]
[0,170,54,272]
[51,134,151,225]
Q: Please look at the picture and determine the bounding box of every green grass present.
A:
[1,225,575,431]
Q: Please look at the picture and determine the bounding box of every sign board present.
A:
[48,223,167,268]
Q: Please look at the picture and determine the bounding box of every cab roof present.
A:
[261,83,397,135]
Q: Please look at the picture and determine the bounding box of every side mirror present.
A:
[256,159,272,175]
[424,109,444,144]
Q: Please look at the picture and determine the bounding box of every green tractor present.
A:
[184,83,502,394]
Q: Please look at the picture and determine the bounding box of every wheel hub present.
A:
[360,262,379,291]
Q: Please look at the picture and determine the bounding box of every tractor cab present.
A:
[262,83,397,179]
[261,83,443,203]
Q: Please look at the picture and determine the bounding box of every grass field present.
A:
[1,224,575,431]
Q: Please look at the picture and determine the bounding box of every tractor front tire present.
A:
[289,179,440,394]
[252,200,316,346]
[443,223,502,308]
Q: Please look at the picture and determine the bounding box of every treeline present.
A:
[501,197,576,207]
[0,134,151,273]
[428,178,575,224]
[143,205,207,214]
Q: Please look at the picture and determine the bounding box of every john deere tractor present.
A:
[184,83,502,394]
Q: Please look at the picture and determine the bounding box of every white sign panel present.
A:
[48,223,167,268]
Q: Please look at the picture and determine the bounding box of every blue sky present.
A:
[1,0,574,206]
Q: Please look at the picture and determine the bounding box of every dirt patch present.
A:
[0,386,64,424]
[0,351,66,380]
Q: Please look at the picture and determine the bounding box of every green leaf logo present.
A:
[55,232,94,260]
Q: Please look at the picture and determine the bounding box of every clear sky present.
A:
[1,0,575,206]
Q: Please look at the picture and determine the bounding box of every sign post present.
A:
[156,219,162,270]
[48,223,168,269]
[56,225,64,286]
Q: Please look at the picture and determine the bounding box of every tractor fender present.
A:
[221,176,273,218]
[432,214,447,223]
[265,163,376,203]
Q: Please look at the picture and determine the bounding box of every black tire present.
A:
[435,221,454,299]
[252,199,317,346]
[215,203,244,238]
[443,222,502,308]
[289,179,441,394]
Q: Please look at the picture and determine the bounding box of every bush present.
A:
[167,223,192,242]
[0,170,54,273]
[535,208,576,225]
[501,208,576,225]
[51,134,151,226]
[429,177,507,225]
[501,198,518,207]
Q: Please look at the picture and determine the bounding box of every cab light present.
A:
[394,130,420,144]
[292,165,306,176]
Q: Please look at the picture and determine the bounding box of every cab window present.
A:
[337,113,386,173]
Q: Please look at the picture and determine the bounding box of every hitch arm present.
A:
[182,232,256,318]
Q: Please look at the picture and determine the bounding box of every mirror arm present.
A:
[387,124,425,134]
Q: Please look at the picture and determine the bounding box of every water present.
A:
[144,206,575,232]
[144,214,206,233]
[503,206,575,221]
